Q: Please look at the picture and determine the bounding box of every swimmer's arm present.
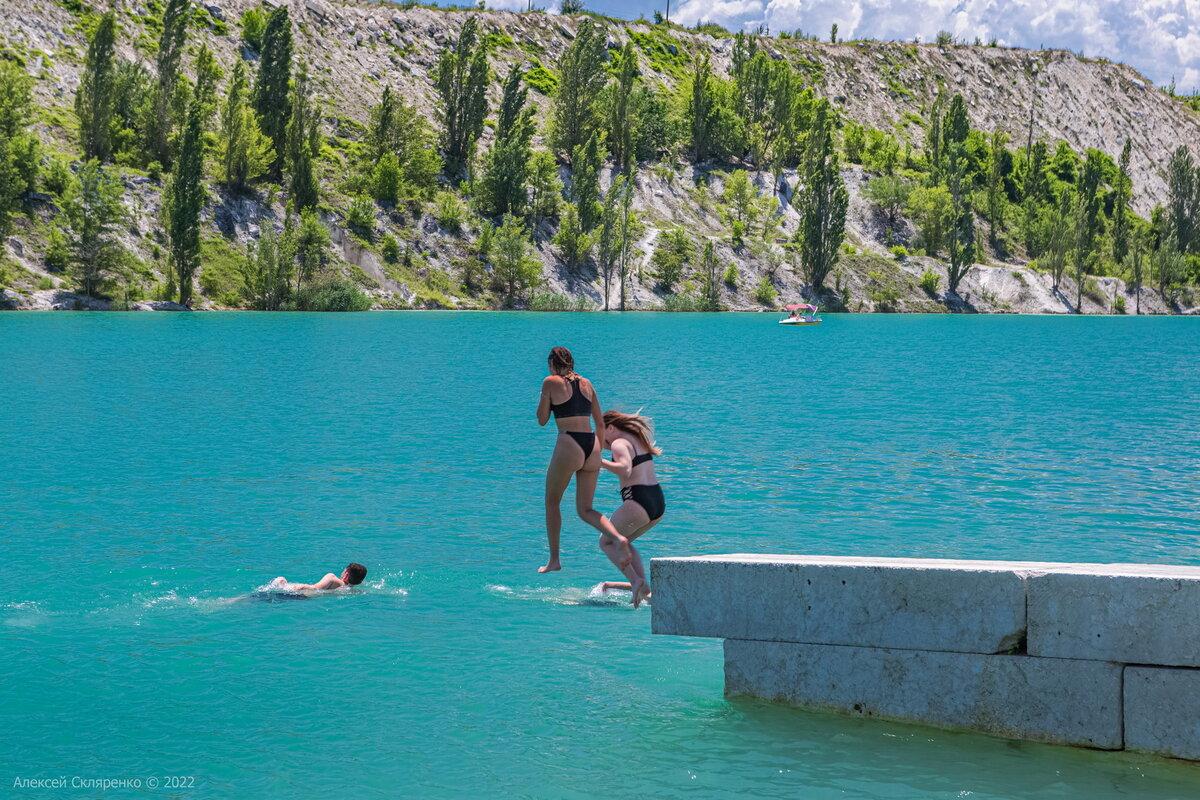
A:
[602,582,632,591]
[537,377,555,426]
[601,439,633,479]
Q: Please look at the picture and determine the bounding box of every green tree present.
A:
[253,6,293,179]
[286,62,319,212]
[241,227,291,310]
[366,85,441,201]
[793,102,847,290]
[864,175,911,228]
[986,129,1009,243]
[570,134,604,232]
[945,141,976,294]
[596,175,622,308]
[240,7,267,52]
[1111,139,1132,265]
[292,208,331,294]
[527,150,562,225]
[722,169,757,248]
[0,61,36,239]
[698,239,722,310]
[924,91,945,183]
[478,65,535,216]
[1128,227,1145,315]
[1071,150,1104,310]
[219,59,272,191]
[615,168,641,310]
[907,185,953,256]
[608,42,637,171]
[147,0,191,168]
[553,203,592,270]
[689,54,716,161]
[166,47,212,306]
[435,16,489,179]
[1165,145,1199,254]
[64,160,125,296]
[651,226,691,292]
[76,11,118,162]
[1045,189,1073,293]
[492,213,541,305]
[551,18,608,163]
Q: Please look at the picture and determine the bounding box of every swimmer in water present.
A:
[269,562,367,592]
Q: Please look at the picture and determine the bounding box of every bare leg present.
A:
[541,435,582,573]
[607,500,656,607]
[574,466,632,568]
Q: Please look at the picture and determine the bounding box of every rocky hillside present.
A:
[1,0,1198,313]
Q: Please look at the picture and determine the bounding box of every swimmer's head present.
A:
[342,563,367,586]
[547,346,577,380]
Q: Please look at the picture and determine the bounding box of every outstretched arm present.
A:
[537,377,555,426]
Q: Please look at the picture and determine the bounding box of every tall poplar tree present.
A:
[570,134,603,233]
[434,16,488,179]
[478,66,534,216]
[286,61,319,212]
[794,102,847,291]
[254,6,293,179]
[76,11,118,162]
[166,45,216,307]
[147,0,191,167]
[219,59,271,190]
[608,42,637,172]
[1111,139,1132,265]
[1071,150,1103,311]
[550,18,608,163]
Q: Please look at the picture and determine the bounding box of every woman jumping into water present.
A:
[536,346,632,574]
[599,410,665,608]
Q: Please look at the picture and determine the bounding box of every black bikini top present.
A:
[632,452,654,466]
[550,377,592,419]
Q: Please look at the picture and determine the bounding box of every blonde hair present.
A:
[547,346,579,381]
[603,410,661,456]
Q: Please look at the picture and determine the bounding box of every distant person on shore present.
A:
[536,346,632,574]
[599,410,666,608]
[268,563,368,592]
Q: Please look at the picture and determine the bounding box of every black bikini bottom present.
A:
[564,431,596,459]
[621,483,665,521]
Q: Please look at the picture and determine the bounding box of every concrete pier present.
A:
[652,554,1200,761]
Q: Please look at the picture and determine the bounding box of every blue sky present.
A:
[483,0,1199,90]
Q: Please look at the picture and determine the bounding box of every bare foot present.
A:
[636,585,652,607]
[630,577,646,608]
[538,560,561,574]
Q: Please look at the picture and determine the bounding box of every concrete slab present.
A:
[651,555,1030,654]
[1125,666,1200,760]
[725,639,1123,749]
[1028,568,1200,666]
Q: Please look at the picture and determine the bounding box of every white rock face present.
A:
[651,554,1036,653]
[1028,565,1200,666]
[1125,667,1200,760]
[724,639,1124,749]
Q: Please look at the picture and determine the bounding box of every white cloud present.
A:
[669,0,1200,89]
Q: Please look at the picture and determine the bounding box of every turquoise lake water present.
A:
[2,312,1199,798]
